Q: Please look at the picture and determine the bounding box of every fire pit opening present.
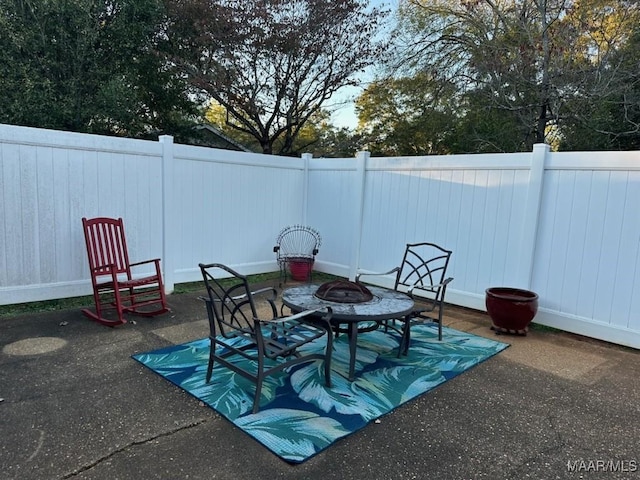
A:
[314,280,373,304]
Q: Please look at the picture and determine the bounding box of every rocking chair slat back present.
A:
[84,218,131,277]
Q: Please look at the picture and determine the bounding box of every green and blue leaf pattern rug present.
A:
[133,324,508,463]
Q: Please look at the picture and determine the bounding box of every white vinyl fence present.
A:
[1,124,639,349]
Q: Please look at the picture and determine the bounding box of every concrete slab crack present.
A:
[60,419,207,479]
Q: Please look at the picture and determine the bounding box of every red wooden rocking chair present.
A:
[81,217,169,326]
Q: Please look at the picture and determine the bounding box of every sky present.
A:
[329,0,398,129]
[330,86,363,129]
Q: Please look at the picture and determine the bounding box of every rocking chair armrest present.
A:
[129,258,162,268]
[356,266,400,283]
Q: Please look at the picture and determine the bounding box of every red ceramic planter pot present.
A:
[289,259,314,281]
[485,287,539,332]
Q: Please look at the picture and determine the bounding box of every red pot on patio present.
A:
[485,287,538,335]
[289,258,313,281]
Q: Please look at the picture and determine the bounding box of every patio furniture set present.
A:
[81,217,455,412]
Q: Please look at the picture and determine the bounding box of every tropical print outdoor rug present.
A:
[133,324,509,463]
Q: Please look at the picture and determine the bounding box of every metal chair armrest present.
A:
[250,286,278,300]
[261,306,333,325]
[199,286,277,302]
[406,276,453,296]
[356,266,400,283]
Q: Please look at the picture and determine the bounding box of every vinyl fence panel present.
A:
[1,123,638,349]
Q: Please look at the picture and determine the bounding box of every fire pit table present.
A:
[282,281,414,381]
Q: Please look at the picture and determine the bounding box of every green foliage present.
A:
[205,88,364,158]
[356,73,460,155]
[558,21,640,151]
[0,0,200,139]
[278,109,363,158]
[449,89,533,153]
[307,126,364,158]
[380,0,640,153]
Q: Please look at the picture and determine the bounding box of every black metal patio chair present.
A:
[199,263,333,413]
[356,242,453,356]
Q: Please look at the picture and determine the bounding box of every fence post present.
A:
[159,135,175,294]
[301,153,312,225]
[349,151,369,281]
[517,143,549,289]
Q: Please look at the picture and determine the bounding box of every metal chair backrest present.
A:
[200,263,266,339]
[395,242,452,301]
[274,225,321,260]
[82,217,132,279]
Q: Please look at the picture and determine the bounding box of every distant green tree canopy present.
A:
[0,0,199,140]
[362,0,640,153]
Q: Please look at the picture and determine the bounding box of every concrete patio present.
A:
[1,283,638,480]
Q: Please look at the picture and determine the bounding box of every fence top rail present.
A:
[308,152,534,171]
[547,151,640,170]
[308,150,640,172]
[0,123,162,157]
[173,143,307,170]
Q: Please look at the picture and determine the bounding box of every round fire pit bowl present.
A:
[315,280,373,304]
[485,287,538,336]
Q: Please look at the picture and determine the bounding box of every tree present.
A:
[391,0,640,151]
[291,111,364,158]
[355,73,460,155]
[162,0,390,155]
[0,0,199,139]
[206,100,362,157]
[558,6,640,150]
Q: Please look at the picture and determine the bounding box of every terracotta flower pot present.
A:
[289,259,313,281]
[485,287,539,335]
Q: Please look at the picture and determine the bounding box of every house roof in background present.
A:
[191,124,253,152]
